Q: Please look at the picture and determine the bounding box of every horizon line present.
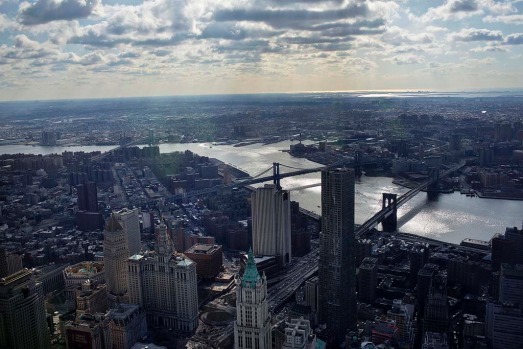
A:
[1,88,523,103]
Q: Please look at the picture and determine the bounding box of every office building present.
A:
[184,244,223,279]
[387,299,414,348]
[127,222,199,332]
[0,269,50,349]
[358,257,378,305]
[75,279,109,317]
[76,180,103,231]
[251,184,291,266]
[103,214,129,299]
[318,168,357,338]
[0,246,8,278]
[304,277,319,312]
[77,181,98,212]
[422,332,449,349]
[491,224,523,270]
[106,304,148,349]
[63,261,105,288]
[234,249,272,349]
[499,264,523,304]
[423,277,449,336]
[64,313,110,349]
[114,208,142,256]
[485,302,523,349]
[417,263,438,313]
[409,242,429,286]
[282,318,314,349]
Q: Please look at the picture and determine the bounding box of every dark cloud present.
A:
[213,3,369,29]
[199,22,282,40]
[267,0,344,3]
[449,0,478,13]
[283,36,354,45]
[18,0,100,25]
[451,28,503,41]
[504,33,523,45]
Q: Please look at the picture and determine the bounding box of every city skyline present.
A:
[0,0,523,101]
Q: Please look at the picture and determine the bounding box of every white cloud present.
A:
[449,28,504,41]
[385,54,425,65]
[484,14,523,25]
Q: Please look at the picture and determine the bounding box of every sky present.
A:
[0,0,522,101]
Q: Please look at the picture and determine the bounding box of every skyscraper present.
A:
[358,256,378,305]
[318,168,357,338]
[103,214,129,300]
[114,208,142,256]
[127,222,199,332]
[234,249,272,349]
[77,181,98,212]
[0,269,50,349]
[76,180,103,231]
[251,184,291,266]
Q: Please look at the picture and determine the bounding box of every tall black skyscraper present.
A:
[318,168,357,339]
[76,180,103,231]
[77,181,98,212]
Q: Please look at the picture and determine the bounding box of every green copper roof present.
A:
[242,248,260,287]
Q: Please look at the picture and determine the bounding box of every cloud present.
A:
[449,28,503,41]
[199,22,282,40]
[1,34,60,59]
[420,0,482,21]
[18,0,100,25]
[385,54,425,65]
[417,0,516,22]
[484,14,523,25]
[380,26,434,46]
[213,3,370,29]
[470,44,508,52]
[504,33,523,45]
[67,0,194,48]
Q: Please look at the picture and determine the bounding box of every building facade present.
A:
[184,244,223,279]
[103,214,129,299]
[318,168,357,338]
[106,304,148,349]
[0,269,50,349]
[115,208,142,256]
[234,249,272,349]
[358,257,378,305]
[251,184,291,266]
[486,301,523,349]
[127,222,199,332]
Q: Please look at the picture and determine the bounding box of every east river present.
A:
[1,141,522,244]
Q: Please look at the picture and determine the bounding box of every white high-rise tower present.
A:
[251,184,291,266]
[234,249,272,349]
[114,208,141,256]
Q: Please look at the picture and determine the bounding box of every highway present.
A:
[267,247,319,310]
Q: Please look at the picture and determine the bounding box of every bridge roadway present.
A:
[90,138,148,162]
[166,158,387,202]
[354,161,465,239]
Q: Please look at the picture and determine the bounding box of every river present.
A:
[1,141,521,244]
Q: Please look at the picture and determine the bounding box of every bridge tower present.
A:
[382,193,398,232]
[273,162,281,190]
[427,167,440,199]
